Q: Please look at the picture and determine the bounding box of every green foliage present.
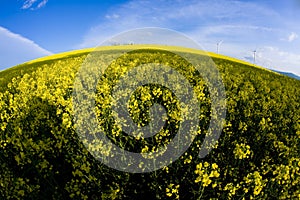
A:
[0,47,299,199]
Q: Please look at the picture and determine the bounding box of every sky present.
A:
[0,0,300,76]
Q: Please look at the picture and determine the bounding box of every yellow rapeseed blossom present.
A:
[0,45,299,199]
[166,184,180,199]
[233,143,251,159]
[244,171,265,197]
[194,162,220,188]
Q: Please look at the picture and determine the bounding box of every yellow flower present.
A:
[202,174,212,187]
[141,146,149,153]
[212,163,218,170]
[166,184,180,199]
[204,162,209,168]
[210,170,220,178]
[233,143,251,159]
[184,155,192,164]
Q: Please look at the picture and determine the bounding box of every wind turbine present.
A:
[253,49,257,64]
[217,40,223,54]
[252,47,268,66]
[251,46,262,64]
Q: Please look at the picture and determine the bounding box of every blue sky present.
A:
[1,0,300,76]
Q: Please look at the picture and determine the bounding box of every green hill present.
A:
[0,45,299,199]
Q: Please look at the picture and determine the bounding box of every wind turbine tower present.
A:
[253,49,257,64]
[217,40,223,54]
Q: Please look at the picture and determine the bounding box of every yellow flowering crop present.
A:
[0,45,299,199]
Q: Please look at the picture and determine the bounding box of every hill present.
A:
[271,69,300,80]
[0,45,299,199]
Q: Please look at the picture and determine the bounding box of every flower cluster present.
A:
[166,183,180,199]
[244,171,265,197]
[233,143,251,159]
[194,162,220,187]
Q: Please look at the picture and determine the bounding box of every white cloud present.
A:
[185,25,277,46]
[77,0,300,76]
[22,0,36,9]
[246,46,300,76]
[281,32,299,42]
[288,32,298,42]
[22,0,48,10]
[105,14,120,19]
[0,26,52,70]
[78,0,280,48]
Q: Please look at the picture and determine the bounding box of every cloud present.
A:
[21,0,48,10]
[281,32,299,42]
[0,26,52,70]
[243,46,300,76]
[288,32,298,42]
[76,0,300,76]
[105,14,120,19]
[186,25,278,45]
[77,0,280,48]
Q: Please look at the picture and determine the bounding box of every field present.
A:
[0,45,299,199]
